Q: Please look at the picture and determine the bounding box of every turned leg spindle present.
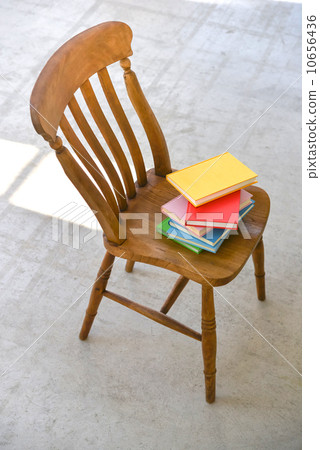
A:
[201,284,217,403]
[252,237,266,301]
[79,252,115,340]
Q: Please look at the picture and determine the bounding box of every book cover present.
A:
[185,189,253,230]
[166,152,257,207]
[239,189,253,210]
[161,195,189,226]
[185,190,253,234]
[186,189,241,229]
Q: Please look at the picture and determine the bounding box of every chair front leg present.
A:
[201,283,217,403]
[252,236,266,301]
[79,251,115,340]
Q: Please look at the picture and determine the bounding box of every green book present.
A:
[156,217,203,254]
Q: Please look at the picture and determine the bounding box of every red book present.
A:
[186,190,241,229]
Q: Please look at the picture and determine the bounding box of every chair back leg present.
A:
[201,284,217,403]
[160,276,189,314]
[79,252,115,340]
[252,236,266,301]
[125,260,135,273]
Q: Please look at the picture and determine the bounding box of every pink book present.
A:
[161,195,190,226]
[239,189,253,210]
[161,196,207,237]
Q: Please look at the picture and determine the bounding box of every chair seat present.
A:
[104,169,270,286]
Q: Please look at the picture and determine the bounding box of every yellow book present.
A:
[166,152,258,207]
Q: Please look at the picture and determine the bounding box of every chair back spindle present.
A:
[67,94,127,211]
[120,58,171,177]
[97,67,147,187]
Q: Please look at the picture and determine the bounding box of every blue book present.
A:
[166,225,227,253]
[167,201,255,253]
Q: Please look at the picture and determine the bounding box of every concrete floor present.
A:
[0,0,301,449]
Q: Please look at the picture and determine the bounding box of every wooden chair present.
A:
[30,21,270,403]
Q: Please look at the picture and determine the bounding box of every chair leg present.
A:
[252,236,265,301]
[201,283,217,403]
[160,276,189,314]
[79,252,115,340]
[125,260,135,273]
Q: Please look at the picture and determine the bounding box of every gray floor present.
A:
[0,0,301,449]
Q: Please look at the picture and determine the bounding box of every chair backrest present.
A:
[30,21,172,244]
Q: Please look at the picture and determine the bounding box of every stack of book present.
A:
[157,152,257,254]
